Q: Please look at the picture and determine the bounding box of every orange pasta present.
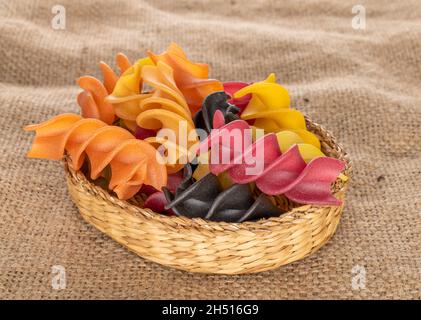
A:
[77,53,132,125]
[148,43,223,114]
[24,113,167,200]
[138,62,195,139]
[107,61,199,173]
[116,52,131,73]
[138,62,198,173]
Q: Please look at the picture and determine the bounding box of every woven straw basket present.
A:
[65,117,351,275]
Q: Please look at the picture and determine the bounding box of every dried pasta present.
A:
[198,119,345,205]
[76,53,132,125]
[148,43,224,114]
[234,73,321,149]
[24,113,167,200]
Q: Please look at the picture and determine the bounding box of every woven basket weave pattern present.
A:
[65,117,351,274]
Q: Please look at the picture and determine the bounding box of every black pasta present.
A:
[205,184,283,223]
[163,173,221,219]
[193,91,240,133]
[163,172,283,223]
[175,163,195,196]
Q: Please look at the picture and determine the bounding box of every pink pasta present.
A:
[197,119,345,205]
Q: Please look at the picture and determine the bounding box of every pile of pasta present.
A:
[25,43,346,222]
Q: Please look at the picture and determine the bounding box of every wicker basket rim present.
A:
[64,116,352,232]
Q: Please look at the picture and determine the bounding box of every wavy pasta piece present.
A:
[143,191,174,215]
[110,57,154,98]
[193,91,240,133]
[107,61,198,173]
[145,137,192,174]
[76,53,132,124]
[77,76,115,125]
[99,61,118,93]
[24,113,167,200]
[139,62,192,123]
[148,42,223,114]
[137,63,198,167]
[104,57,154,130]
[276,130,325,163]
[197,119,345,205]
[116,52,132,73]
[225,133,282,183]
[256,148,345,205]
[163,172,282,222]
[105,58,186,131]
[236,73,289,115]
[234,73,321,149]
[223,81,251,112]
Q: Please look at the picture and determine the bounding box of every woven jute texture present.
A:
[0,0,420,299]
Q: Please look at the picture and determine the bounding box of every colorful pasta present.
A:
[198,119,345,205]
[163,166,282,222]
[193,91,240,133]
[223,81,251,112]
[107,61,199,173]
[24,113,167,200]
[234,73,321,149]
[24,43,347,223]
[76,53,132,125]
[148,43,224,114]
[105,57,154,131]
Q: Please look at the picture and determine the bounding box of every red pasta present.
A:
[198,119,345,205]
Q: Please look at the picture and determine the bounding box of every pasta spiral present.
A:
[163,165,282,222]
[24,113,167,200]
[76,53,132,125]
[198,120,345,205]
[148,43,224,114]
[234,73,321,149]
[107,61,199,173]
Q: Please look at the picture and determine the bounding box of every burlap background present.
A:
[0,0,420,299]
